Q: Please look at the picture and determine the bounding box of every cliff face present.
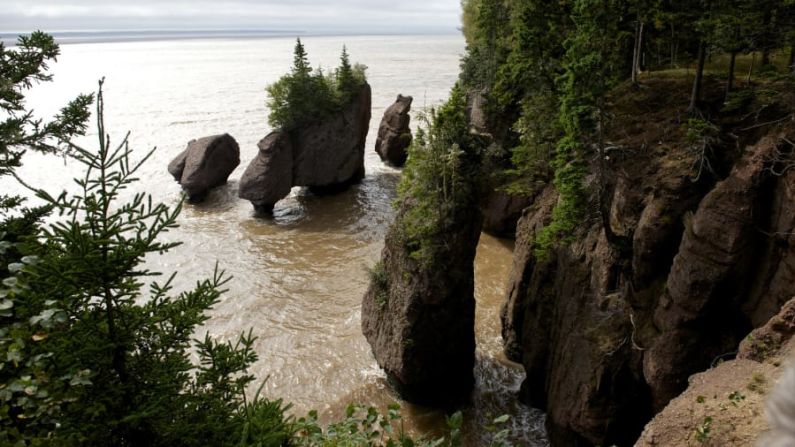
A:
[502,79,795,446]
[637,296,795,446]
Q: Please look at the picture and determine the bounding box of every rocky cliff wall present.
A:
[502,80,795,445]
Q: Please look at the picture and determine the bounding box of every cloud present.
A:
[0,0,462,34]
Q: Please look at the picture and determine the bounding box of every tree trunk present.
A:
[670,24,677,68]
[789,45,795,75]
[639,22,645,73]
[725,51,737,100]
[747,52,756,85]
[632,20,641,83]
[689,40,707,113]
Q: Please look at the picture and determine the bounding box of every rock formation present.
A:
[361,198,482,407]
[239,83,371,212]
[500,82,795,445]
[482,189,535,237]
[361,88,485,406]
[637,296,795,447]
[466,89,492,137]
[168,133,240,202]
[375,95,412,166]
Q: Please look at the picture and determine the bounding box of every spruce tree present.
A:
[291,37,311,78]
[336,45,356,100]
[2,79,293,446]
[0,32,93,442]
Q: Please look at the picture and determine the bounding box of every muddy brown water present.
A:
[3,34,548,445]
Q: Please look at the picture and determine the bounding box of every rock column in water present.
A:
[168,133,240,202]
[239,83,371,211]
[361,201,482,407]
[374,94,412,166]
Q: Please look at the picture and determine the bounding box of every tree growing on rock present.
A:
[266,39,367,130]
[362,84,488,406]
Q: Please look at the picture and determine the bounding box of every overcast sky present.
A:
[0,0,463,34]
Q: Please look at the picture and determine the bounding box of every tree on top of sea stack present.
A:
[239,39,372,212]
[265,39,368,131]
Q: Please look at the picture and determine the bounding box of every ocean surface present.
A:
[3,34,548,445]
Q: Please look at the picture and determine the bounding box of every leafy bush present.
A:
[266,40,367,130]
[292,404,514,447]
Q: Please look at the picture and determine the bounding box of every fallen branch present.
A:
[739,114,793,132]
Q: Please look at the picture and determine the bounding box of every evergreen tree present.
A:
[292,37,311,78]
[536,0,628,255]
[709,0,755,95]
[1,80,294,446]
[0,33,93,442]
[267,41,366,129]
[336,45,356,98]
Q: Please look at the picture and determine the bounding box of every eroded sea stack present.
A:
[361,87,484,407]
[168,133,240,202]
[239,83,372,212]
[375,94,412,166]
[361,198,482,407]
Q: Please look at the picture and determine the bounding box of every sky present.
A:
[0,0,463,35]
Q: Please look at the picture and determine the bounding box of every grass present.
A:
[747,373,767,394]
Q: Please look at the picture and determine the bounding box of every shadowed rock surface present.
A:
[482,189,535,237]
[239,83,371,211]
[637,296,795,447]
[500,79,795,446]
[375,95,412,167]
[361,198,482,407]
[237,132,293,213]
[168,133,240,202]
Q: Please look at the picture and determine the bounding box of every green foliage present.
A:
[684,118,719,146]
[0,31,94,445]
[293,403,413,446]
[0,80,294,446]
[292,404,513,447]
[694,416,713,443]
[236,383,294,447]
[395,83,482,269]
[535,0,626,257]
[368,261,389,308]
[721,88,757,112]
[459,0,510,90]
[459,0,795,257]
[266,39,367,130]
[747,373,767,394]
[0,31,93,177]
[727,390,745,406]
